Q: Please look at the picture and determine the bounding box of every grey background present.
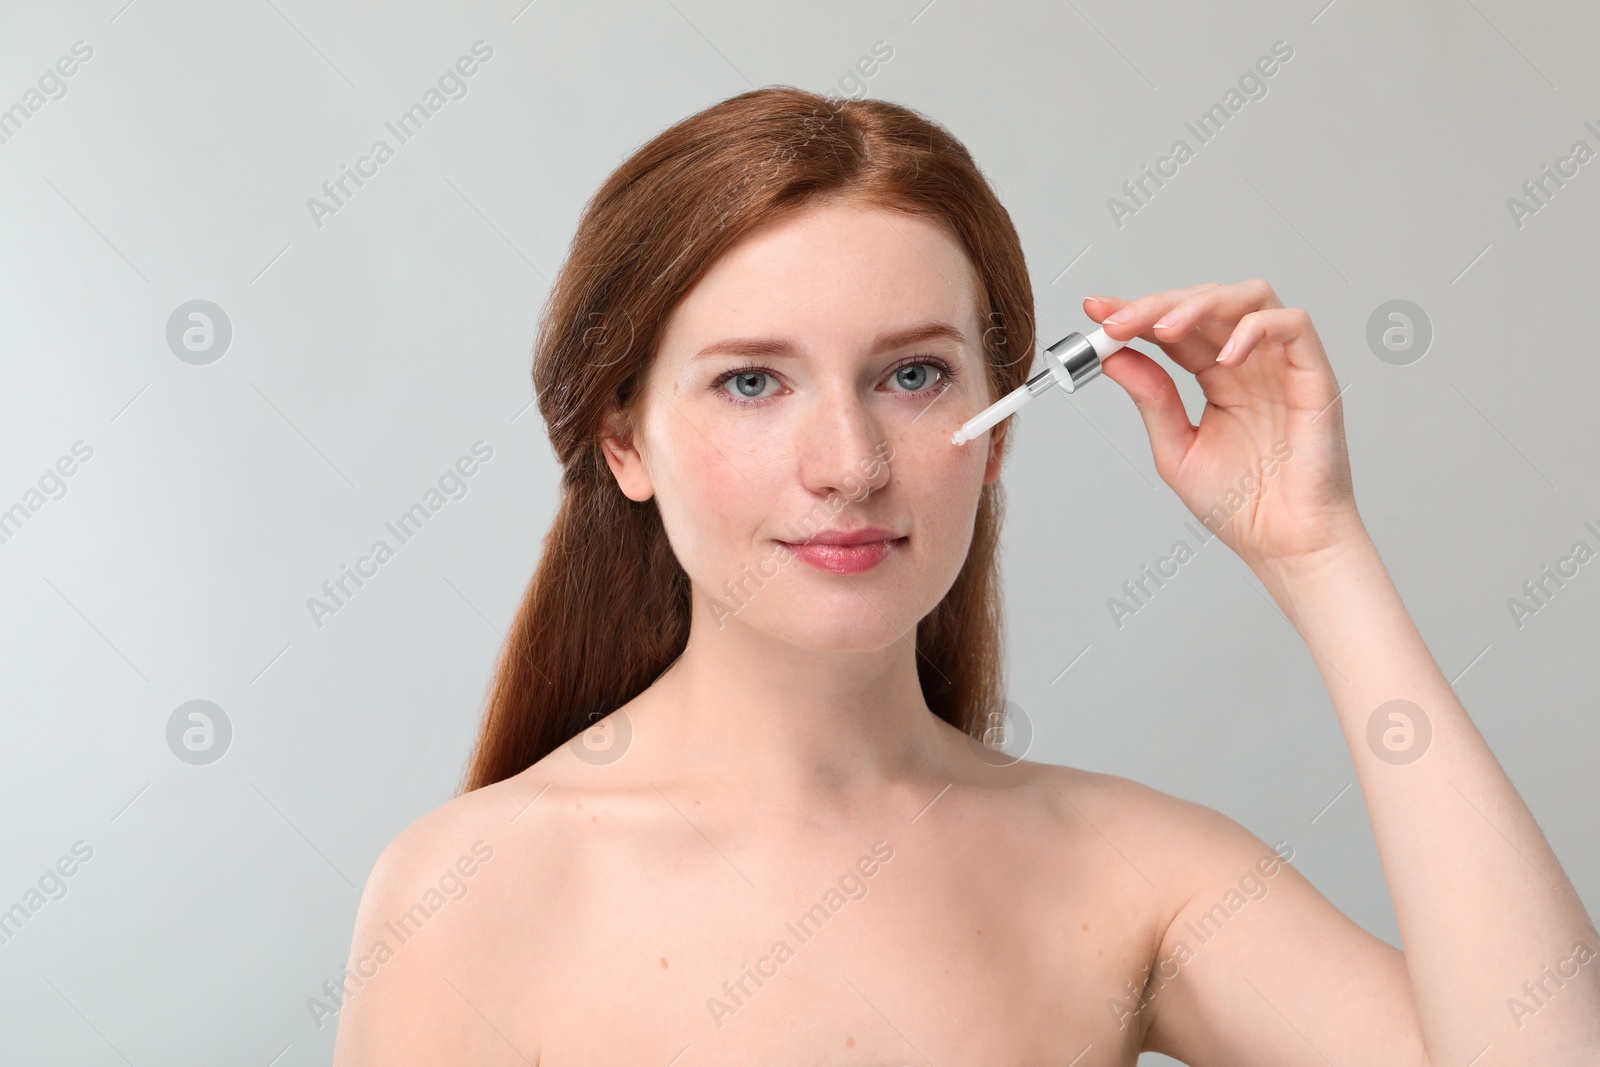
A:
[1,0,1596,1063]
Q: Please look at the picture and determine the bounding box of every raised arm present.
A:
[1085,281,1600,1064]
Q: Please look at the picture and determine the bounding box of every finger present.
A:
[1149,278,1286,352]
[1085,289,1221,373]
[1215,307,1337,393]
[1098,346,1197,479]
[1090,283,1223,343]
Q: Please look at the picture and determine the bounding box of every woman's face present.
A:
[602,198,1007,650]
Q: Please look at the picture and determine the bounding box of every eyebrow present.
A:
[691,320,968,362]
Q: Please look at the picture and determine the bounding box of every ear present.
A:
[981,421,1008,485]
[598,400,655,502]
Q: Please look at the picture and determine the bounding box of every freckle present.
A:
[976,928,983,937]
[694,799,701,806]
[845,1036,855,1048]
[592,814,598,822]
[1082,922,1090,932]
[660,957,670,968]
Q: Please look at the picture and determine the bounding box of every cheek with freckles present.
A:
[881,367,998,494]
[889,420,992,563]
[645,409,787,589]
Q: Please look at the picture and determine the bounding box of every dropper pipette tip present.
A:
[951,324,1117,446]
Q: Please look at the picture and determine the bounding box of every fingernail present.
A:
[1152,314,1177,330]
[1216,339,1236,363]
[1086,295,1115,304]
[1103,309,1130,326]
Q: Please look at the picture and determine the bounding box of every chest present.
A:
[523,824,1160,1065]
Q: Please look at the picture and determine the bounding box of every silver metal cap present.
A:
[1040,331,1104,394]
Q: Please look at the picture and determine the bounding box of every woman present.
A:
[331,87,1599,1064]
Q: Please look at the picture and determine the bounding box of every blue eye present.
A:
[710,356,959,407]
[891,362,935,391]
[724,369,775,400]
[890,356,958,393]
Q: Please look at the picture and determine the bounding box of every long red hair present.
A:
[459,86,1037,793]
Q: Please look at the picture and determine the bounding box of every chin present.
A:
[771,576,938,647]
[765,611,912,653]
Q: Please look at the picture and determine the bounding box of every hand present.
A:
[1085,279,1367,576]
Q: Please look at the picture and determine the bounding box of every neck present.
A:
[641,588,952,815]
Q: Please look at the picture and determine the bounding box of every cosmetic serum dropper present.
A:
[950,327,1121,445]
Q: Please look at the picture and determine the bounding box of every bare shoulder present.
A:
[330,749,593,1065]
[1026,759,1284,856]
[1020,759,1297,920]
[1025,762,1418,1062]
[356,756,585,919]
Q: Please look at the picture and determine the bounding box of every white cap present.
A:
[1085,326,1120,360]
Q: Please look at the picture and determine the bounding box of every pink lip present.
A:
[776,533,905,575]
[788,526,902,546]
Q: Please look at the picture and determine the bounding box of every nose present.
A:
[795,388,892,503]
